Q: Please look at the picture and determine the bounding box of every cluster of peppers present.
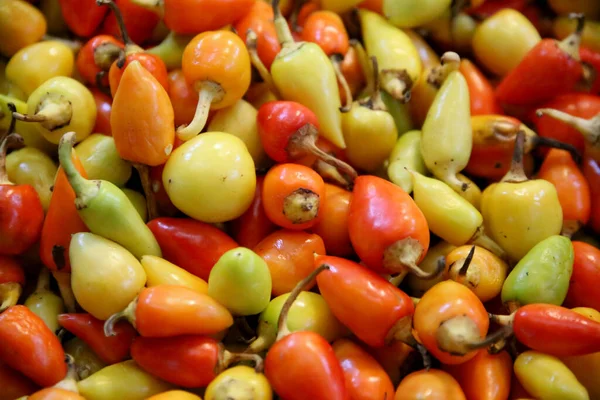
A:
[1,0,600,399]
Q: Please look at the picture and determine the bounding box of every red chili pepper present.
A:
[580,47,600,95]
[58,313,137,365]
[458,59,503,116]
[147,218,238,280]
[0,134,44,256]
[315,254,415,348]
[348,175,431,279]
[583,156,600,233]
[229,175,278,249]
[0,256,24,312]
[100,0,160,45]
[163,0,256,35]
[0,306,67,387]
[91,88,113,136]
[564,241,600,311]
[58,0,108,37]
[234,1,281,70]
[0,362,39,400]
[532,93,600,156]
[76,35,124,89]
[495,15,588,107]
[104,285,234,338]
[503,303,600,357]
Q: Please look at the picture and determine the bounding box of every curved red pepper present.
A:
[459,59,503,116]
[58,0,108,37]
[0,306,67,387]
[58,313,137,364]
[234,1,281,70]
[0,362,39,400]
[131,336,219,388]
[496,17,587,106]
[512,303,600,357]
[565,241,600,310]
[580,47,600,95]
[100,0,160,45]
[532,93,600,156]
[147,218,238,280]
[229,175,277,249]
[0,135,44,256]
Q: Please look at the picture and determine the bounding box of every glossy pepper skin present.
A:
[0,361,39,400]
[163,0,255,35]
[458,59,503,116]
[234,1,281,70]
[0,135,44,256]
[147,218,238,281]
[565,242,600,310]
[58,313,137,365]
[0,305,67,387]
[58,0,108,37]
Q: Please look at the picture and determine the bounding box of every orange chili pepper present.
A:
[311,183,353,257]
[254,229,326,296]
[538,149,591,235]
[167,69,200,128]
[413,280,490,365]
[339,44,366,103]
[333,338,395,400]
[443,350,513,400]
[76,35,124,89]
[368,341,414,386]
[0,361,39,400]
[91,88,113,136]
[104,285,234,338]
[0,305,67,387]
[296,1,320,29]
[177,30,251,140]
[395,369,467,400]
[163,0,255,35]
[39,151,89,273]
[459,59,503,116]
[229,175,278,249]
[234,1,281,70]
[302,11,349,57]
[262,163,326,230]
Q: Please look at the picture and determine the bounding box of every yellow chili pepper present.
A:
[387,130,427,194]
[270,0,344,148]
[515,351,589,400]
[472,9,541,76]
[24,267,64,333]
[382,0,452,28]
[141,255,209,294]
[122,189,148,222]
[6,146,57,211]
[205,365,272,400]
[75,134,132,187]
[77,360,174,400]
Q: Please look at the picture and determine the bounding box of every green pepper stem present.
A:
[331,55,353,112]
[176,81,224,141]
[272,0,295,47]
[557,13,585,60]
[276,264,329,342]
[536,108,599,149]
[0,133,24,185]
[58,132,98,207]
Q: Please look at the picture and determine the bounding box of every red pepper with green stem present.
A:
[58,313,137,365]
[496,14,591,107]
[0,305,67,387]
[0,133,44,256]
[0,256,24,313]
[491,303,600,357]
[147,218,238,281]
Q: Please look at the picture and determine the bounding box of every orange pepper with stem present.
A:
[395,369,467,400]
[104,285,234,338]
[339,43,366,104]
[177,30,251,141]
[0,255,24,312]
[100,0,160,45]
[538,149,591,236]
[98,0,169,97]
[163,0,255,35]
[459,58,503,116]
[76,35,124,90]
[229,175,278,249]
[262,163,326,230]
[311,183,353,257]
[333,338,395,400]
[443,350,513,400]
[110,60,175,220]
[254,229,326,296]
[235,1,281,70]
[413,280,491,365]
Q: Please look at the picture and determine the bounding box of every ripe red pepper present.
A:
[58,313,137,364]
[496,15,588,106]
[229,176,278,249]
[147,218,238,280]
[100,0,160,45]
[0,362,39,400]
[0,306,67,387]
[91,88,113,136]
[58,0,108,37]
[533,93,600,156]
[76,35,125,89]
[580,47,600,95]
[506,304,600,357]
[234,1,281,70]
[163,0,255,36]
[458,59,503,116]
[0,256,24,312]
[564,241,600,310]
[0,134,44,256]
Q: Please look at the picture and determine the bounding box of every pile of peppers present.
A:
[1,0,600,399]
